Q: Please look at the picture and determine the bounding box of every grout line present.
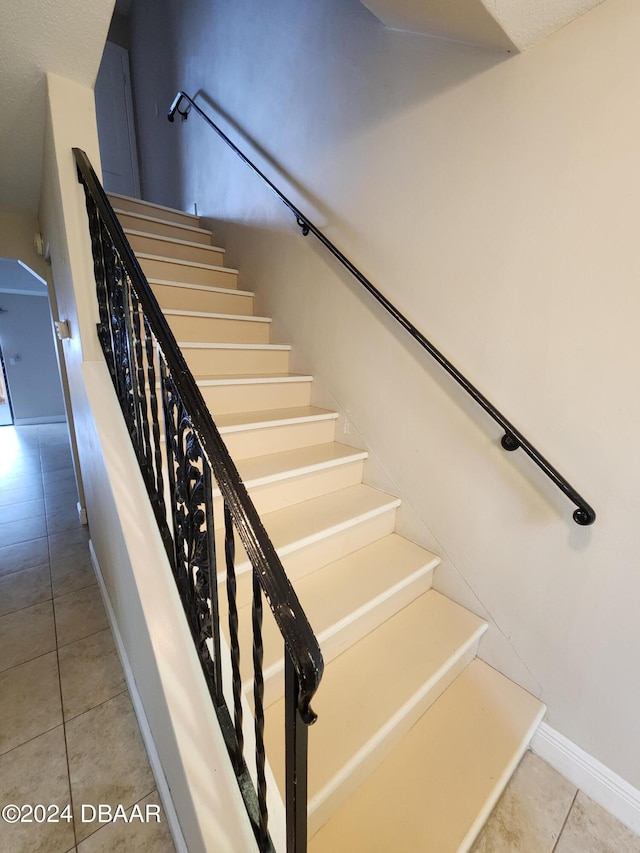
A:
[46,476,79,850]
[551,789,579,852]
[62,687,129,725]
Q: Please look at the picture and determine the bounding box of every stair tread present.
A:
[216,405,338,433]
[163,309,269,323]
[178,341,290,350]
[136,251,238,273]
[124,228,224,252]
[308,658,545,853]
[218,483,401,575]
[266,591,487,800]
[197,373,312,386]
[235,533,439,685]
[107,192,200,221]
[148,278,254,296]
[230,442,368,489]
[113,208,212,236]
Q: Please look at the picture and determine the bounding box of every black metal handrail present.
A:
[168,91,595,526]
[74,147,323,852]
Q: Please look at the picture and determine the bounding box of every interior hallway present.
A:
[0,422,175,853]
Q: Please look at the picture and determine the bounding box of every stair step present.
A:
[164,309,271,345]
[125,229,225,266]
[216,483,402,600]
[179,342,291,376]
[137,253,239,288]
[233,534,440,707]
[308,659,545,852]
[149,279,254,315]
[107,192,199,226]
[113,208,213,244]
[265,592,488,835]
[211,441,367,526]
[216,406,338,458]
[199,373,313,415]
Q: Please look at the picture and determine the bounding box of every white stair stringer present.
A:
[109,193,546,853]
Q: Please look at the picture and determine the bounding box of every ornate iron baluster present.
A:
[252,572,269,846]
[286,655,310,853]
[204,463,224,705]
[224,500,244,772]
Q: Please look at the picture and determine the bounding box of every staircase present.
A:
[108,190,546,852]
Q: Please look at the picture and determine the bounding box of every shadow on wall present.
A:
[128,0,510,213]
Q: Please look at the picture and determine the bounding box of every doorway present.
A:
[95,40,141,197]
[0,336,13,426]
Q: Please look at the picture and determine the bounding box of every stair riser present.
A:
[150,283,253,315]
[308,643,481,837]
[127,232,224,266]
[212,460,365,528]
[166,314,270,345]
[117,211,213,244]
[222,418,336,460]
[139,256,239,289]
[201,380,312,415]
[107,194,197,226]
[231,509,398,609]
[181,347,290,376]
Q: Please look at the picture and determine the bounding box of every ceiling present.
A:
[361,0,606,51]
[0,0,115,215]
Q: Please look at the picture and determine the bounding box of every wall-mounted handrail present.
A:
[168,90,595,526]
[74,147,322,852]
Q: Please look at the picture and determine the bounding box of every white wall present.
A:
[39,71,258,853]
[130,0,640,789]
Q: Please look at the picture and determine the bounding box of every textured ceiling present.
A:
[361,0,606,50]
[0,0,115,214]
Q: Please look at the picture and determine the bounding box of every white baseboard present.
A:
[14,415,67,425]
[89,540,189,853]
[531,722,640,835]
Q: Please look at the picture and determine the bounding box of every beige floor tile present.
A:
[0,515,48,548]
[0,563,52,617]
[51,551,96,598]
[0,652,62,755]
[66,692,156,842]
[555,791,640,853]
[0,536,49,578]
[46,507,84,536]
[0,726,75,853]
[0,498,45,525]
[48,527,90,563]
[0,485,44,508]
[0,601,56,672]
[59,629,126,721]
[54,586,108,647]
[0,471,43,494]
[76,790,175,852]
[472,751,577,852]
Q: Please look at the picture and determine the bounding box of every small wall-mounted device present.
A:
[54,320,72,340]
[34,233,45,256]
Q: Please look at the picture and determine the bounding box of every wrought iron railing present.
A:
[168,91,596,526]
[74,147,323,852]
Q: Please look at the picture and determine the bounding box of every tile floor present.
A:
[0,423,175,853]
[2,423,639,853]
[473,750,640,852]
